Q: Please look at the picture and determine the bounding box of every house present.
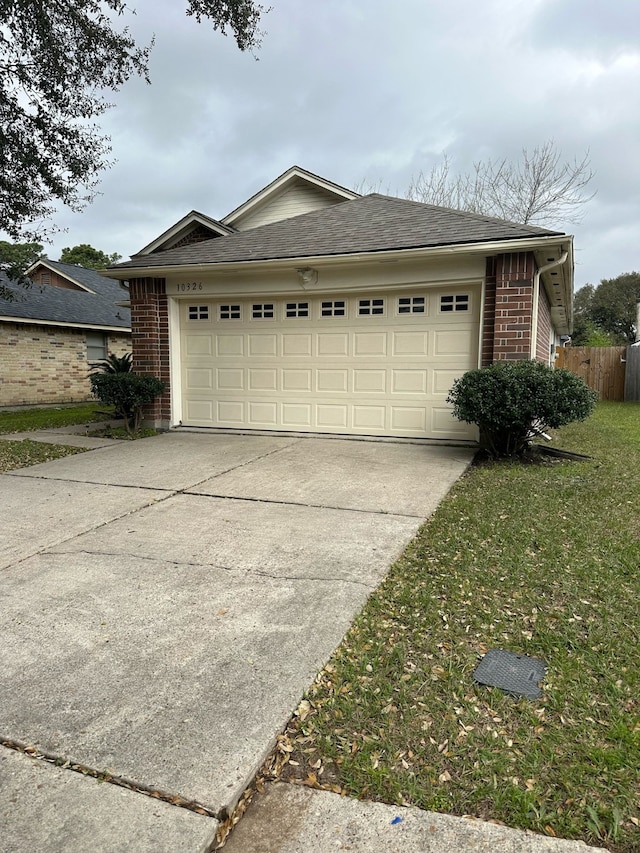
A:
[103,166,573,441]
[0,260,131,407]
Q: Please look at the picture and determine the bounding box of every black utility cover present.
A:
[473,649,547,699]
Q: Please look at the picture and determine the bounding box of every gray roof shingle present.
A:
[112,193,564,271]
[0,267,131,330]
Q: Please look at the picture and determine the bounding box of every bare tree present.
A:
[407,141,595,227]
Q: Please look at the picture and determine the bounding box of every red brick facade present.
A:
[129,277,171,426]
[480,252,542,364]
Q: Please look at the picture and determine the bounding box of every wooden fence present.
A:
[624,345,640,402]
[555,346,627,401]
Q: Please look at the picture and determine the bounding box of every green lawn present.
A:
[0,404,110,471]
[0,440,87,473]
[282,402,640,852]
[0,403,112,434]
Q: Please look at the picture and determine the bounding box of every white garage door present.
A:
[179,287,479,439]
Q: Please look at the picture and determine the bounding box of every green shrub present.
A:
[447,360,598,458]
[90,372,165,435]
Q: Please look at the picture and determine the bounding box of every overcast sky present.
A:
[44,0,640,288]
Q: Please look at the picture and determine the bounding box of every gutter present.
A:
[530,251,569,359]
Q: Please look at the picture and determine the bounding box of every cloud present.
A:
[33,0,639,289]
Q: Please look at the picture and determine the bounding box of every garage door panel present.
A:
[353,405,386,430]
[354,370,386,393]
[216,368,244,390]
[317,333,349,356]
[185,368,213,390]
[185,335,213,356]
[281,403,312,427]
[248,334,277,356]
[180,291,479,439]
[216,335,243,356]
[248,369,278,391]
[217,401,244,424]
[282,369,312,392]
[392,370,427,394]
[283,334,312,356]
[317,404,349,428]
[392,331,429,356]
[317,370,348,392]
[248,401,278,425]
[433,329,474,357]
[354,332,387,356]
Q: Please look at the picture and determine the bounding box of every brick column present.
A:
[492,252,535,362]
[129,277,171,427]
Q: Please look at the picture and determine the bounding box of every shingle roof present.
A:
[112,193,564,271]
[0,270,131,329]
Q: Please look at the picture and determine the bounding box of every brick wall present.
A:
[129,277,171,427]
[492,252,535,362]
[0,323,130,406]
[481,257,497,366]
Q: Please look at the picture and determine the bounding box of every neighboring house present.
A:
[0,260,131,407]
[103,166,573,441]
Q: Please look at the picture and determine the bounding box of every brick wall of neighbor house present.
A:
[490,252,535,362]
[0,324,131,406]
[536,284,552,364]
[129,277,171,427]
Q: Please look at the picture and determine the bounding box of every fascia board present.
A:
[0,315,131,332]
[101,234,571,281]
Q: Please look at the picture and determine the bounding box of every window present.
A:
[440,294,469,312]
[321,300,346,317]
[286,302,309,318]
[252,303,274,319]
[86,332,107,362]
[188,305,209,320]
[358,298,384,316]
[398,296,425,314]
[219,304,241,320]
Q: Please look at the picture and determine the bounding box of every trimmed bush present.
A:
[90,372,165,435]
[447,360,598,458]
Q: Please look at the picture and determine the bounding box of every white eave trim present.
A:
[102,234,572,281]
[25,261,95,293]
[0,315,131,333]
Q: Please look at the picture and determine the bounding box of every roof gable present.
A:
[136,211,234,255]
[27,259,96,292]
[221,166,359,231]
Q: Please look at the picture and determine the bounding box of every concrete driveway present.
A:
[0,432,473,852]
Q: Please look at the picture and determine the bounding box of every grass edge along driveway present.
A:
[281,402,640,853]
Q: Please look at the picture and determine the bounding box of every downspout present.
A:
[530,251,569,360]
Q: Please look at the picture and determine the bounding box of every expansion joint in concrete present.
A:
[0,737,222,821]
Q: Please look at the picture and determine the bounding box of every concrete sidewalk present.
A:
[0,431,605,852]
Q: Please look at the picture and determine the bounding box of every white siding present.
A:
[233,181,346,231]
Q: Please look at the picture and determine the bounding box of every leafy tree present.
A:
[406,141,594,227]
[0,0,267,239]
[0,241,46,296]
[60,244,122,270]
[447,360,597,459]
[590,272,640,344]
